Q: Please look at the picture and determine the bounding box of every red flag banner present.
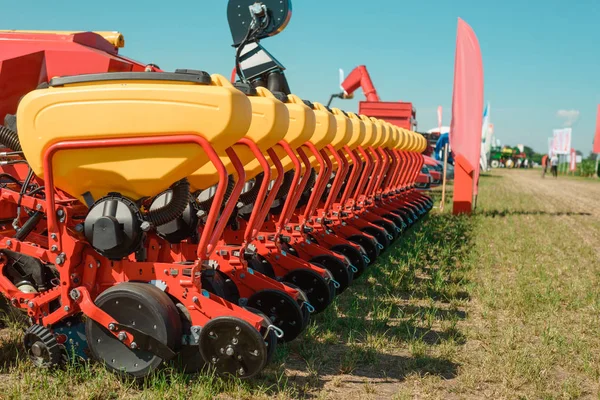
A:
[594,105,600,154]
[437,106,443,133]
[450,18,484,214]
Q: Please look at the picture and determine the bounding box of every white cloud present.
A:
[556,109,580,127]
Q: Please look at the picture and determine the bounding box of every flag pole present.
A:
[440,144,449,212]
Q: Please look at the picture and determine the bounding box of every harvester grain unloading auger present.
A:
[0,0,432,381]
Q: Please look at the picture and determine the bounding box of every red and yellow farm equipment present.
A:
[0,0,431,379]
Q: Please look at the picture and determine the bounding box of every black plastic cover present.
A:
[84,194,144,260]
[271,91,288,103]
[303,100,314,109]
[149,191,198,244]
[233,82,258,96]
[49,71,211,87]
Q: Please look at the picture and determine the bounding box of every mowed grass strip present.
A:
[448,171,600,399]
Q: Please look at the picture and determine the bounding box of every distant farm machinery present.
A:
[0,0,431,379]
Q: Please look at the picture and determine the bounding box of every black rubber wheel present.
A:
[247,289,305,343]
[383,213,405,235]
[347,234,379,265]
[396,207,415,225]
[199,316,267,379]
[330,244,367,278]
[309,255,353,295]
[282,282,311,329]
[311,262,337,306]
[243,306,278,363]
[23,324,63,368]
[85,282,182,379]
[247,255,276,279]
[373,219,398,242]
[398,209,415,226]
[283,268,332,314]
[362,226,390,250]
[201,270,240,304]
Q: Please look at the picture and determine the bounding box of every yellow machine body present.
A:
[263,94,316,177]
[398,128,409,151]
[305,102,336,168]
[359,115,376,148]
[330,108,353,150]
[17,73,251,203]
[327,108,353,168]
[188,83,289,190]
[418,135,427,152]
[346,112,365,150]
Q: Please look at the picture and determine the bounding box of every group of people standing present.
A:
[541,154,559,178]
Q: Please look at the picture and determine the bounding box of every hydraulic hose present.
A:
[238,173,264,205]
[296,170,316,208]
[196,175,236,212]
[0,125,22,152]
[146,178,190,227]
[270,170,295,213]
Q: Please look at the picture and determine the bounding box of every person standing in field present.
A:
[551,154,559,178]
[541,154,548,178]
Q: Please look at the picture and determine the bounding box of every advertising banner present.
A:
[552,128,572,155]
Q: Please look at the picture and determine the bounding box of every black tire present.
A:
[362,226,390,250]
[309,255,352,295]
[85,282,182,379]
[330,244,367,278]
[373,219,398,241]
[347,234,379,265]
[247,255,276,279]
[247,289,305,343]
[201,270,240,304]
[283,268,333,314]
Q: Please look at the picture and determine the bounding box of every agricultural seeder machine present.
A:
[0,0,431,380]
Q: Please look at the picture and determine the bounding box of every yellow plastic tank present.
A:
[369,118,384,149]
[17,71,251,203]
[399,128,409,151]
[408,131,418,152]
[329,108,352,150]
[305,102,336,168]
[359,115,376,149]
[327,108,353,168]
[188,81,289,190]
[265,94,316,177]
[419,135,427,152]
[388,125,399,150]
[346,112,365,150]
[357,115,377,165]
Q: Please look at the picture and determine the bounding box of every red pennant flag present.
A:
[450,18,484,214]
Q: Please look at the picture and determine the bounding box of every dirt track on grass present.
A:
[496,170,600,255]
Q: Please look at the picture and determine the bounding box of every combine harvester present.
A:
[0,0,431,379]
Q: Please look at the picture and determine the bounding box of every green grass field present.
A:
[1,169,599,399]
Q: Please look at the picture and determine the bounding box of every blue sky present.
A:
[6,0,600,154]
